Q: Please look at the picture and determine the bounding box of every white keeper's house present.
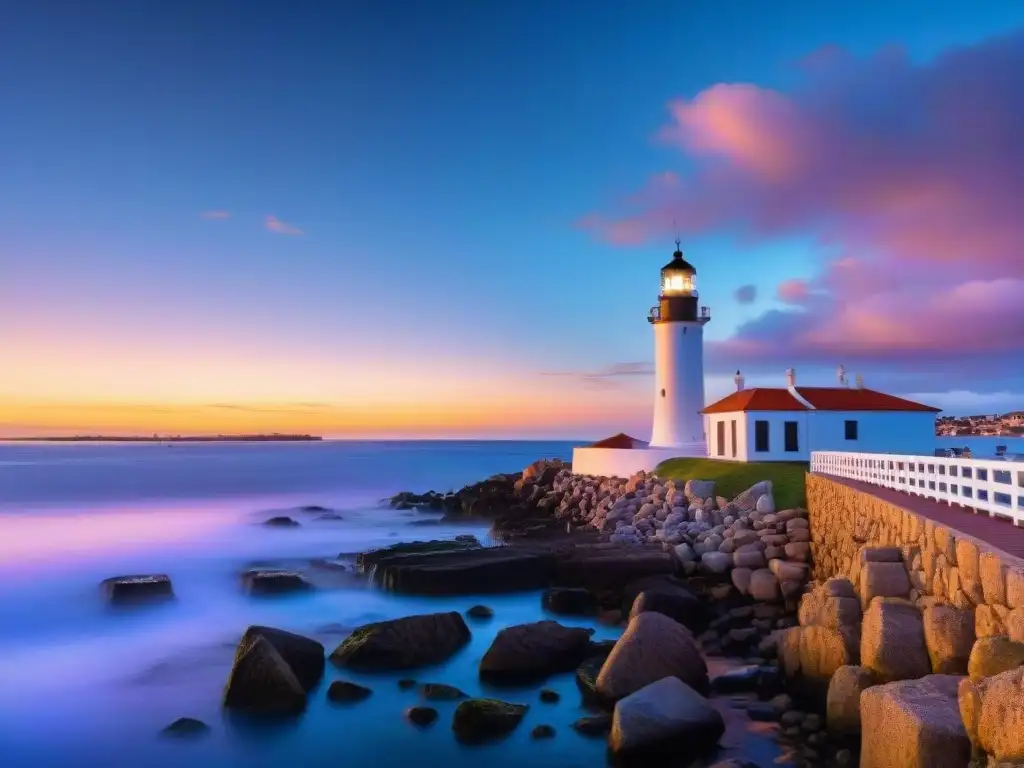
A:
[702,368,941,463]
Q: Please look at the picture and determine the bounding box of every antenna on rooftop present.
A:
[837,364,849,387]
[673,218,681,251]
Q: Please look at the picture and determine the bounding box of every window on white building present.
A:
[784,421,799,452]
[754,420,769,452]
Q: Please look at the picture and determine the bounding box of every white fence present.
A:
[810,450,1024,526]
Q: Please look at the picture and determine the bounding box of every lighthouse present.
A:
[648,241,710,450]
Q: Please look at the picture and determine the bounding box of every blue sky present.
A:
[2,1,1023,437]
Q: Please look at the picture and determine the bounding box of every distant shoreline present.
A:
[5,435,323,443]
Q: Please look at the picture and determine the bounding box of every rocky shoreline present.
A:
[104,458,862,766]
[92,457,1024,767]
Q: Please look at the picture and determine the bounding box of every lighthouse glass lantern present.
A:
[661,245,697,296]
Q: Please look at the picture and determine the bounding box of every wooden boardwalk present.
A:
[820,474,1024,561]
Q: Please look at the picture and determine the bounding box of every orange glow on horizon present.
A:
[0,391,652,439]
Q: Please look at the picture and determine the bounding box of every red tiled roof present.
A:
[702,387,940,414]
[590,433,649,448]
[796,387,940,412]
[702,389,809,414]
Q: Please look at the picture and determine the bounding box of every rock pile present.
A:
[391,464,814,604]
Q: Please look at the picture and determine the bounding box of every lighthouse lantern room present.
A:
[648,241,710,450]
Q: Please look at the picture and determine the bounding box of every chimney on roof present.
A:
[786,368,796,388]
[855,373,864,389]
[734,370,745,391]
[837,364,849,388]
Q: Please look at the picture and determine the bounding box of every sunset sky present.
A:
[2,1,1023,439]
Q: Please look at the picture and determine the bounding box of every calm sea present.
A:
[0,436,1017,768]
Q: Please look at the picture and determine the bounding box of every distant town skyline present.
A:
[2,1,1023,438]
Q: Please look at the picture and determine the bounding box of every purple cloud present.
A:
[578,31,1024,393]
[734,284,757,304]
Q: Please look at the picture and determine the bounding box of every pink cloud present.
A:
[580,31,1024,389]
[265,215,304,236]
[201,210,231,220]
[776,278,810,304]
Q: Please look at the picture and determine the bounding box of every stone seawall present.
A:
[796,473,1024,766]
[806,473,1024,639]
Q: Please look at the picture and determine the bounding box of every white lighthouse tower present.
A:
[648,240,710,451]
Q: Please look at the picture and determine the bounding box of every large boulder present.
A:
[827,665,875,736]
[799,585,862,630]
[922,605,975,675]
[967,635,1024,679]
[684,479,716,501]
[240,569,313,596]
[330,612,470,671]
[542,587,599,616]
[780,625,860,698]
[861,599,930,683]
[959,666,1024,763]
[355,539,480,573]
[748,568,779,602]
[859,675,971,768]
[451,699,528,744]
[1008,608,1024,643]
[479,621,591,685]
[700,551,732,575]
[623,575,704,631]
[609,676,725,760]
[238,626,325,691]
[596,611,709,700]
[732,481,771,512]
[553,545,677,590]
[223,635,307,715]
[769,558,808,583]
[860,561,912,608]
[101,574,174,605]
[824,577,858,599]
[360,545,553,595]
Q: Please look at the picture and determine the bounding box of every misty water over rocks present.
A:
[0,438,1012,767]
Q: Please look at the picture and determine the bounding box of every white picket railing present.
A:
[810,450,1024,526]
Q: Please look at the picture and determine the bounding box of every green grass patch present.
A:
[655,457,808,510]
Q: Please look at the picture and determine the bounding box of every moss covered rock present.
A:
[420,682,467,701]
[479,620,591,685]
[330,612,471,671]
[451,698,529,744]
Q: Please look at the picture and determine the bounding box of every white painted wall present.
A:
[807,411,936,456]
[572,445,705,478]
[704,413,752,462]
[650,320,706,448]
[703,409,937,462]
[745,411,811,462]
